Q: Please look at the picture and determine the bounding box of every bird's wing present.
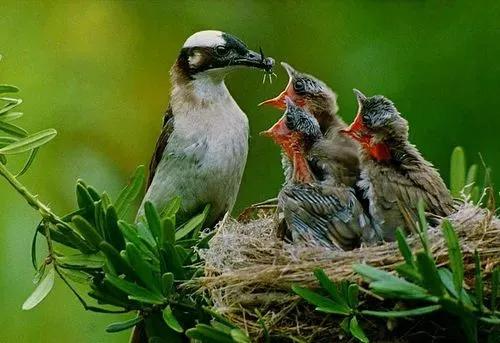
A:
[280,183,370,250]
[147,105,175,188]
[374,165,453,232]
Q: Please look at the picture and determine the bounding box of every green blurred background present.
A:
[0,1,499,341]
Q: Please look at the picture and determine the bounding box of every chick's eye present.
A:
[215,45,229,56]
[293,80,305,93]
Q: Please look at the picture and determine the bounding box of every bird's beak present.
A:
[340,113,369,143]
[260,117,291,141]
[259,79,294,109]
[234,49,274,72]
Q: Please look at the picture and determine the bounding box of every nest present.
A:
[196,203,500,342]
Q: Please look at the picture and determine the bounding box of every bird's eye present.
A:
[293,80,305,93]
[215,45,229,56]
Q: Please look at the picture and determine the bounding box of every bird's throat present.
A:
[367,142,391,162]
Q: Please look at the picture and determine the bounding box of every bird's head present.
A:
[175,30,274,81]
[260,62,337,131]
[261,97,321,152]
[261,98,320,183]
[341,89,409,162]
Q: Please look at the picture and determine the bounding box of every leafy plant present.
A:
[0,68,248,342]
[293,203,499,343]
[450,146,486,204]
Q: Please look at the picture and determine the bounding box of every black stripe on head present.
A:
[221,33,249,55]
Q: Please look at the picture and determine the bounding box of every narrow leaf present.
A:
[353,264,400,282]
[362,305,441,318]
[349,316,368,343]
[160,196,181,219]
[0,129,56,154]
[115,165,145,218]
[450,146,466,197]
[126,242,160,292]
[105,205,126,251]
[0,120,28,137]
[106,316,143,333]
[163,305,183,333]
[416,252,444,296]
[56,253,105,269]
[395,228,413,266]
[175,207,208,241]
[99,241,136,278]
[72,216,103,249]
[292,285,350,315]
[492,267,499,312]
[313,269,349,309]
[347,284,359,309]
[0,84,19,94]
[144,201,161,240]
[105,274,165,305]
[474,250,484,312]
[15,147,39,177]
[22,268,55,310]
[441,220,464,294]
[161,273,174,296]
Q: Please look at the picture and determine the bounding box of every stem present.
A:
[0,162,59,222]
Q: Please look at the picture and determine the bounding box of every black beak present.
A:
[234,48,274,72]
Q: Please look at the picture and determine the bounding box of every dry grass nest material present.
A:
[196,203,500,341]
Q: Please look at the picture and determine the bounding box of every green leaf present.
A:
[105,274,165,305]
[492,267,499,311]
[15,147,39,177]
[1,111,23,122]
[106,315,143,333]
[347,284,359,309]
[0,84,19,94]
[76,182,95,211]
[349,316,369,343]
[292,285,350,315]
[0,136,17,147]
[56,253,105,269]
[395,228,413,266]
[353,264,400,283]
[162,305,183,333]
[395,263,421,283]
[72,216,103,249]
[144,201,161,240]
[450,146,466,197]
[416,199,430,254]
[52,222,95,253]
[474,250,484,312]
[186,324,234,343]
[126,242,160,292]
[99,241,136,278]
[313,269,349,308]
[160,243,185,280]
[230,328,251,343]
[416,252,444,296]
[160,217,176,246]
[22,267,55,310]
[160,196,181,219]
[370,279,433,301]
[441,220,464,294]
[465,164,478,188]
[161,272,174,296]
[0,120,28,137]
[175,206,210,241]
[0,129,56,154]
[479,316,500,324]
[0,97,22,115]
[105,205,126,251]
[115,165,145,218]
[437,268,473,307]
[362,305,441,318]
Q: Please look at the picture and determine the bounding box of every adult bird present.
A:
[341,90,454,240]
[138,30,274,227]
[260,62,359,187]
[262,98,378,250]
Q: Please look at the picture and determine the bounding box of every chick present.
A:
[342,89,454,240]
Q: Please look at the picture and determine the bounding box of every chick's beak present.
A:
[260,117,291,142]
[340,113,367,141]
[259,79,296,110]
